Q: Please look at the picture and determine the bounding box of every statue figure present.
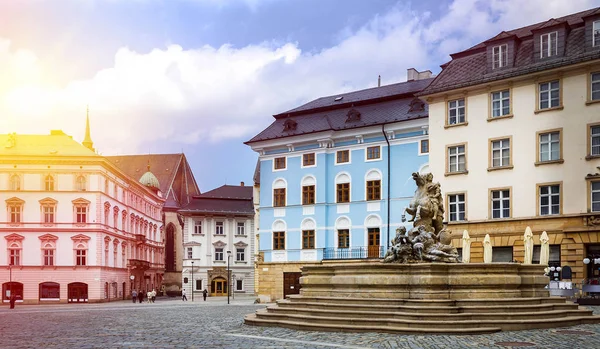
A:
[385,172,459,264]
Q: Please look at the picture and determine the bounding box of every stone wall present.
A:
[255,261,322,302]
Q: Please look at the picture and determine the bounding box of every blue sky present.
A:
[0,0,598,191]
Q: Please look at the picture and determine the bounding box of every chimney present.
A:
[378,75,381,87]
[407,68,433,81]
[240,181,245,187]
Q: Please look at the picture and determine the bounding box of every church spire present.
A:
[82,105,95,152]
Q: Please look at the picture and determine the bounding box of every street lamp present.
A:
[227,250,231,305]
[191,261,194,302]
[8,264,12,302]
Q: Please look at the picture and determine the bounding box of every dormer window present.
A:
[283,119,297,132]
[492,44,507,69]
[594,20,600,47]
[346,108,361,122]
[408,98,425,112]
[540,32,558,58]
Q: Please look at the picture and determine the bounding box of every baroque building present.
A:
[106,153,200,295]
[246,69,432,301]
[178,184,255,298]
[1,120,165,304]
[419,8,600,281]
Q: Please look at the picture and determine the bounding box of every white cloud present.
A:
[0,0,597,155]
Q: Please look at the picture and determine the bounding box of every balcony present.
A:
[134,234,146,244]
[128,259,150,271]
[323,246,386,260]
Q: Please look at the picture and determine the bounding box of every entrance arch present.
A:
[210,277,228,297]
[68,282,88,303]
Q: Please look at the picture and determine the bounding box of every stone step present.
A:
[266,305,592,321]
[252,309,600,331]
[277,299,578,314]
[244,313,503,335]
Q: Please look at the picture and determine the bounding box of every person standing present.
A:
[138,289,144,304]
[151,289,156,303]
[132,289,137,304]
[9,294,16,309]
[202,289,207,301]
[182,288,187,301]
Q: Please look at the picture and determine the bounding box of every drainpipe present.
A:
[382,124,391,251]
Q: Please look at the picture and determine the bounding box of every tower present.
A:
[82,105,95,152]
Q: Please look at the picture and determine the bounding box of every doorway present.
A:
[211,277,228,296]
[283,272,301,298]
[368,228,380,258]
[68,282,88,303]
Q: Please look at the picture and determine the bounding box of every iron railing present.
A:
[323,246,386,260]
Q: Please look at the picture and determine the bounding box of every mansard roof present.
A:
[179,185,253,215]
[246,78,432,144]
[421,7,600,96]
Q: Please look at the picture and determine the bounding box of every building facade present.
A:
[420,8,600,281]
[246,70,432,301]
[107,154,201,295]
[178,184,255,298]
[1,126,165,304]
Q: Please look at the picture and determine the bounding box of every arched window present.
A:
[8,242,21,266]
[10,174,20,191]
[272,178,287,207]
[365,170,382,201]
[76,175,86,191]
[301,176,316,205]
[365,214,382,258]
[42,242,55,266]
[45,175,55,191]
[335,216,351,249]
[301,218,316,249]
[272,220,286,250]
[75,243,87,266]
[335,172,351,203]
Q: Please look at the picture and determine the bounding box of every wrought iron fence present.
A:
[323,246,386,260]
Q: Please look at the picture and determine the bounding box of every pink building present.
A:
[0,119,165,304]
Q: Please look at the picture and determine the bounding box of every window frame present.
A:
[337,229,350,249]
[335,150,350,165]
[236,222,245,236]
[588,122,600,159]
[419,139,429,155]
[365,145,381,161]
[536,79,562,112]
[302,185,315,205]
[9,174,21,191]
[214,248,224,261]
[273,231,285,250]
[7,201,23,224]
[537,182,562,216]
[42,244,55,266]
[594,20,600,47]
[488,136,513,170]
[273,157,286,171]
[445,143,468,175]
[215,221,224,235]
[446,192,467,222]
[446,98,467,127]
[187,247,193,259]
[44,175,55,191]
[8,243,22,266]
[492,44,508,69]
[236,247,245,261]
[194,220,202,235]
[75,175,87,191]
[489,187,512,219]
[366,180,381,201]
[273,188,286,207]
[75,247,87,266]
[489,89,512,119]
[540,31,558,59]
[302,230,315,249]
[589,180,600,213]
[302,153,316,168]
[589,71,600,104]
[536,128,563,165]
[336,183,350,203]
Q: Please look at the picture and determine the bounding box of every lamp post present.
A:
[8,264,12,302]
[191,261,194,302]
[227,250,231,305]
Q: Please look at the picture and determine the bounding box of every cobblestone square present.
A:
[1,297,600,348]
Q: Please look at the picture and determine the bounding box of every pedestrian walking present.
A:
[202,289,207,301]
[147,290,152,303]
[151,289,156,303]
[182,288,187,301]
[138,289,143,304]
[132,289,137,303]
[9,294,16,309]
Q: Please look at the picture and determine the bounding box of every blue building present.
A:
[245,69,433,301]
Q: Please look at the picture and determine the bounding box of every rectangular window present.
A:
[44,249,54,266]
[336,150,350,164]
[448,194,466,222]
[336,183,350,203]
[9,249,20,266]
[533,245,561,264]
[236,248,245,261]
[491,138,510,167]
[448,145,466,173]
[187,247,193,259]
[492,44,508,69]
[447,99,465,125]
[492,246,513,263]
[366,180,381,201]
[491,189,510,219]
[9,206,21,223]
[43,206,55,223]
[195,279,202,291]
[539,131,561,162]
[540,184,560,216]
[273,188,286,207]
[592,125,600,156]
[591,72,600,101]
[338,229,349,249]
[420,139,429,154]
[194,221,202,234]
[491,90,510,117]
[593,20,600,47]
[539,80,560,109]
[236,279,243,291]
[302,153,315,166]
[274,157,286,170]
[215,222,224,235]
[273,231,285,250]
[592,181,600,212]
[302,185,315,205]
[302,230,315,249]
[540,31,558,58]
[215,248,223,261]
[76,250,86,266]
[236,222,245,235]
[366,146,381,160]
[76,206,87,223]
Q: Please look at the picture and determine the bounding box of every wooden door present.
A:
[368,228,380,258]
[68,283,88,303]
[211,278,228,297]
[283,272,301,298]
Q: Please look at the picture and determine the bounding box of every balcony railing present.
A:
[128,259,150,270]
[323,246,386,260]
[134,234,146,244]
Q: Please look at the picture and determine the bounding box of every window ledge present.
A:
[444,121,469,129]
[448,220,468,224]
[444,170,469,177]
[213,260,226,264]
[487,165,514,172]
[586,155,600,161]
[191,233,205,237]
[535,159,564,166]
[487,114,514,122]
[213,234,225,237]
[234,235,248,238]
[586,99,600,106]
[534,106,564,114]
[234,261,248,264]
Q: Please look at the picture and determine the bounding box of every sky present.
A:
[0,0,599,192]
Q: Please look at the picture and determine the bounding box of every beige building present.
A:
[420,8,600,281]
